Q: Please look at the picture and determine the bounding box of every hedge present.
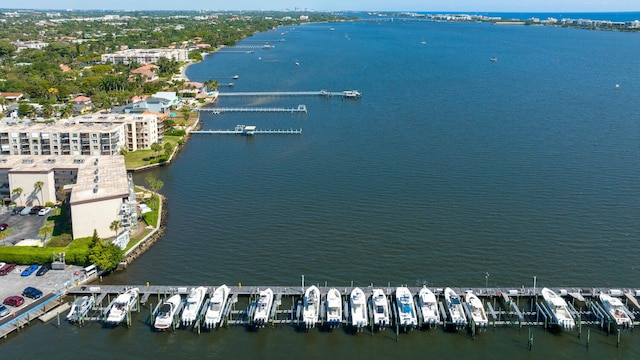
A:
[0,236,94,265]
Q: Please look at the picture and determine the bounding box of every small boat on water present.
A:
[370,288,390,329]
[350,287,368,329]
[444,287,467,328]
[252,288,273,327]
[395,287,418,330]
[181,286,207,327]
[105,288,139,325]
[204,285,230,329]
[302,285,320,329]
[153,294,182,330]
[342,90,361,99]
[599,293,632,328]
[418,287,439,328]
[541,287,575,331]
[464,290,488,328]
[67,296,95,322]
[325,288,343,329]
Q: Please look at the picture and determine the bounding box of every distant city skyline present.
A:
[1,1,638,13]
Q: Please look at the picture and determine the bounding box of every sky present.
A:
[2,1,639,13]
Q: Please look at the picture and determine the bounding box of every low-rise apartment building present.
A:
[0,155,137,244]
[101,48,189,65]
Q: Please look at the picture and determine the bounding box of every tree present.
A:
[164,142,174,158]
[88,229,124,272]
[34,181,44,205]
[150,142,162,160]
[11,187,23,203]
[109,220,122,239]
[145,174,164,193]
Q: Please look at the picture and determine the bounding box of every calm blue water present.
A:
[3,19,640,358]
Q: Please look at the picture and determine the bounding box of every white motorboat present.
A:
[541,288,575,331]
[325,288,343,329]
[153,294,182,330]
[252,288,273,327]
[67,296,95,322]
[418,287,439,328]
[204,285,230,329]
[350,287,368,329]
[370,288,390,329]
[105,288,139,325]
[342,90,361,99]
[181,286,207,327]
[302,285,320,329]
[464,290,488,328]
[395,287,418,330]
[444,287,467,328]
[599,293,632,328]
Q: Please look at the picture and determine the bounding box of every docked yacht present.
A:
[342,90,361,99]
[541,288,575,331]
[599,293,632,328]
[325,288,343,329]
[302,285,320,329]
[464,291,488,328]
[153,294,182,330]
[444,287,467,328]
[252,288,274,327]
[67,296,95,322]
[105,288,139,325]
[418,287,439,328]
[350,287,368,329]
[395,287,418,330]
[181,286,207,327]
[204,285,230,329]
[370,288,390,329]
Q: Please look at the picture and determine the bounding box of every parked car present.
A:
[11,206,25,215]
[22,286,43,299]
[20,206,33,215]
[0,262,5,269]
[3,296,25,307]
[38,207,52,216]
[0,303,10,318]
[30,206,44,215]
[0,263,17,275]
[36,263,51,276]
[0,223,7,231]
[21,264,39,276]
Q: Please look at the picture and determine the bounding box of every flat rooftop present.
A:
[0,155,129,203]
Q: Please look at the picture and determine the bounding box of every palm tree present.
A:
[109,220,122,239]
[34,181,44,205]
[11,187,23,203]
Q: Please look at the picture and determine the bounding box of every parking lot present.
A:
[0,206,50,246]
[0,263,84,320]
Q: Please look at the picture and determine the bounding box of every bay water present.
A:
[3,17,640,358]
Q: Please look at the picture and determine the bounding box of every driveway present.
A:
[0,207,50,246]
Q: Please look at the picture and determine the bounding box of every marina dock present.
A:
[60,285,640,335]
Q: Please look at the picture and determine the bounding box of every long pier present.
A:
[198,104,307,114]
[218,90,360,98]
[191,125,302,136]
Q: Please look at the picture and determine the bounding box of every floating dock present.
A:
[192,125,302,136]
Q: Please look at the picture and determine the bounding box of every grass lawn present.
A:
[124,135,182,169]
